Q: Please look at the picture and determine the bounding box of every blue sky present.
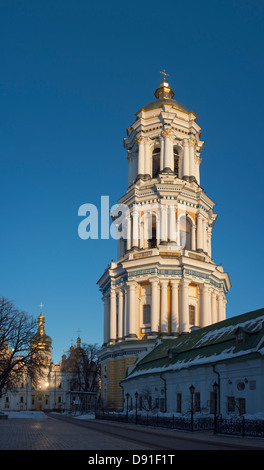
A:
[0,0,263,363]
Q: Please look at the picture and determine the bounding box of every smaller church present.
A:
[1,306,97,413]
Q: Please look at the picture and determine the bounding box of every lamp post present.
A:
[135,392,138,425]
[189,384,195,432]
[126,393,130,423]
[213,381,218,434]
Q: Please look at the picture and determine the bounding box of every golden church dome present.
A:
[143,72,188,113]
[31,306,52,350]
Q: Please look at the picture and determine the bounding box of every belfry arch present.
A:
[152,146,160,178]
[173,143,183,178]
[178,212,196,251]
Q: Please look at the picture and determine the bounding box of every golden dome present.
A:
[154,80,175,100]
[31,306,52,350]
[142,73,188,113]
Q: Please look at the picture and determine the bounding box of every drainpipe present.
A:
[213,365,221,416]
[160,374,167,412]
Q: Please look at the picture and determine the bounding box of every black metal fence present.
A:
[95,411,264,438]
[216,416,264,438]
[95,411,214,432]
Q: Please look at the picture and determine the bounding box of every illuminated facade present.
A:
[1,307,83,413]
[98,76,231,408]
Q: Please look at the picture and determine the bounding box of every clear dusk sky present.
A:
[0,0,264,363]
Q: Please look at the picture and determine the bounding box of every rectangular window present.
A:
[238,398,246,415]
[189,305,195,326]
[227,396,235,412]
[143,304,151,325]
[148,396,152,410]
[176,393,182,413]
[249,380,256,390]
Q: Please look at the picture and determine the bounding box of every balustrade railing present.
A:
[95,411,264,438]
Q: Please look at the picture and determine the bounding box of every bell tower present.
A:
[97,75,231,409]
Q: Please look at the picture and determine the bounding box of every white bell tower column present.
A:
[183,139,190,180]
[137,136,145,179]
[171,280,179,335]
[144,137,152,178]
[163,129,174,172]
[150,278,159,335]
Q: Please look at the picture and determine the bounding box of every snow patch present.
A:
[2,411,48,419]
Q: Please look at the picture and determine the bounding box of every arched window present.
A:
[179,217,191,250]
[118,224,127,255]
[152,148,160,178]
[185,219,191,250]
[143,304,151,325]
[174,148,179,177]
[147,214,157,248]
[189,305,195,326]
[142,304,151,335]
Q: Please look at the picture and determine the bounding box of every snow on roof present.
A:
[123,308,264,382]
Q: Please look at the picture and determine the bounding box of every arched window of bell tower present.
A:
[174,148,179,177]
[180,216,192,250]
[140,211,159,249]
[152,147,160,178]
[147,215,157,249]
[144,213,157,249]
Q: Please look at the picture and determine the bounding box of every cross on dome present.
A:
[160,69,169,82]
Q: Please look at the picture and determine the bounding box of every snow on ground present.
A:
[50,411,95,420]
[74,413,95,420]
[1,411,48,419]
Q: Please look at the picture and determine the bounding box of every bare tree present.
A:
[138,386,159,412]
[0,297,44,396]
[62,342,100,393]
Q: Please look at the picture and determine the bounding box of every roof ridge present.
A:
[131,309,264,373]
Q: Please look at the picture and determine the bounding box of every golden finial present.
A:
[39,302,44,313]
[160,69,169,82]
[155,71,174,99]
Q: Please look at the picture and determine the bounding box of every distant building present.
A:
[1,307,97,413]
[121,308,264,418]
[98,75,231,409]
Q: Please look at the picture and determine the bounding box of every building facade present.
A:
[121,308,264,419]
[98,77,231,409]
[0,307,95,413]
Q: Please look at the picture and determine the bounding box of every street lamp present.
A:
[213,381,218,434]
[135,392,138,425]
[189,384,195,431]
[126,392,130,423]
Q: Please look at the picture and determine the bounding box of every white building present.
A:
[98,75,231,409]
[0,308,92,413]
[121,307,264,418]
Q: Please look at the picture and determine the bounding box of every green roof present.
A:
[124,308,264,381]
